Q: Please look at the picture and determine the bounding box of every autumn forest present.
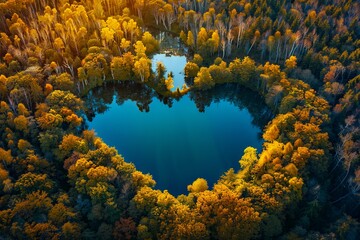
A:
[0,0,359,239]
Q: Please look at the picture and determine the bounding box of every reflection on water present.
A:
[150,30,188,91]
[154,31,187,56]
[151,54,187,90]
[84,83,272,196]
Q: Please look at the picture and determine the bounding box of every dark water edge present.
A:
[84,82,272,195]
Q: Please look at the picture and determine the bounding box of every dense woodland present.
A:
[0,0,359,239]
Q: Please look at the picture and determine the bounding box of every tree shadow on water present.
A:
[83,82,273,135]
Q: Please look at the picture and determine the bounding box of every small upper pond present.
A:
[86,84,270,196]
[151,31,188,90]
[151,53,187,90]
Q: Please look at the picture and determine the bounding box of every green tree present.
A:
[45,90,82,112]
[184,62,199,78]
[48,73,74,92]
[141,31,159,55]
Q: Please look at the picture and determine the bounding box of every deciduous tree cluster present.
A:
[0,0,359,239]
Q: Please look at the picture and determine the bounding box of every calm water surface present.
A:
[151,54,187,90]
[88,92,263,195]
[151,30,188,90]
[87,32,265,195]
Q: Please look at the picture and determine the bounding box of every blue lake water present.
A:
[88,92,263,196]
[151,53,187,90]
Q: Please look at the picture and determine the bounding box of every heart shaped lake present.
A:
[86,31,270,195]
[86,83,270,196]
